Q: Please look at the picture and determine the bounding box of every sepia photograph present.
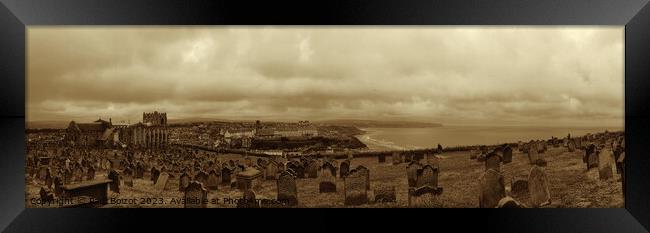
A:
[25,26,624,208]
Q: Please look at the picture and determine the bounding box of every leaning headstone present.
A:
[154,172,170,192]
[184,181,208,208]
[206,170,219,190]
[344,169,369,206]
[478,169,505,208]
[528,166,551,207]
[277,171,298,206]
[108,169,120,193]
[598,148,614,180]
[179,172,191,192]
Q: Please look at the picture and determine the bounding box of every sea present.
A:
[356,125,623,151]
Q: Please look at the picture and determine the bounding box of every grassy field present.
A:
[26,146,623,208]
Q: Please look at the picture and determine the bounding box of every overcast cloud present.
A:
[27,26,623,127]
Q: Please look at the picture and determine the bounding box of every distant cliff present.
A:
[317,119,442,128]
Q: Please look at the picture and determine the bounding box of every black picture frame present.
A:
[1,0,649,232]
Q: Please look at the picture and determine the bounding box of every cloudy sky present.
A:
[27,27,623,127]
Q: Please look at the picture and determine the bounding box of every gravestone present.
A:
[154,172,170,192]
[236,167,263,190]
[319,163,337,193]
[485,152,502,172]
[340,160,350,178]
[355,165,370,190]
[107,170,120,193]
[123,167,134,187]
[221,167,233,185]
[415,165,439,189]
[587,148,599,170]
[407,161,423,188]
[184,181,208,208]
[478,169,505,208]
[151,167,160,184]
[265,161,279,180]
[86,166,95,181]
[305,161,319,178]
[528,166,551,207]
[598,148,614,180]
[237,190,260,208]
[207,170,219,190]
[288,162,305,178]
[179,172,191,192]
[344,169,369,206]
[277,171,298,206]
[568,140,576,152]
[502,146,513,164]
[45,172,53,189]
[510,175,529,197]
[378,154,386,163]
[374,186,397,203]
[135,163,145,178]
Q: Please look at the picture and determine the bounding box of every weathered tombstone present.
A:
[277,171,298,206]
[288,162,305,178]
[237,189,260,208]
[85,166,95,181]
[510,175,529,197]
[135,163,145,178]
[356,165,370,190]
[407,161,422,188]
[319,162,337,193]
[340,160,350,178]
[497,196,525,208]
[415,165,439,189]
[265,161,279,180]
[478,169,505,208]
[108,169,120,193]
[305,161,319,178]
[39,187,54,202]
[123,167,134,187]
[151,167,160,184]
[587,148,599,170]
[184,181,208,208]
[236,167,263,190]
[374,186,397,203]
[154,172,170,192]
[206,170,219,190]
[485,152,502,172]
[179,172,191,192]
[344,169,368,206]
[598,148,614,180]
[527,143,540,165]
[568,140,576,152]
[502,146,513,164]
[528,166,551,207]
[221,166,233,185]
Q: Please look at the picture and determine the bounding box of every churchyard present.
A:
[25,131,623,208]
